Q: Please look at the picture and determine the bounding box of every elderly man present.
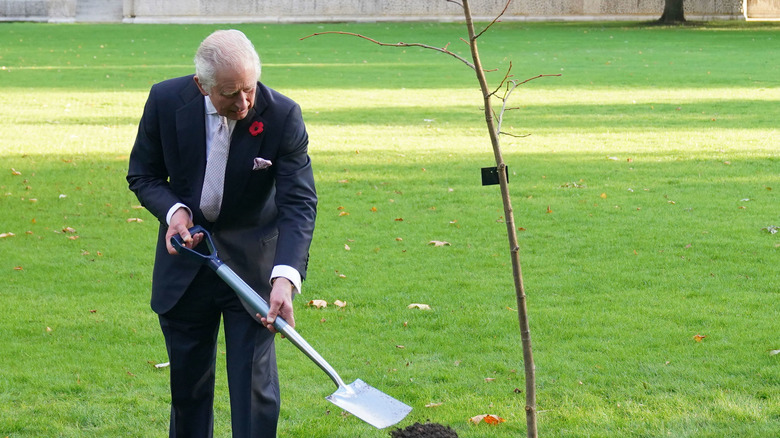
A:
[127,29,317,437]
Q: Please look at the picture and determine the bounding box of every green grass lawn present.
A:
[0,20,778,437]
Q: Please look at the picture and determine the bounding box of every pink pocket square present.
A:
[253,157,273,170]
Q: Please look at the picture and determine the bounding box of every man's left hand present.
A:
[260,277,295,335]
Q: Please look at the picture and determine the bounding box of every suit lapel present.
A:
[175,82,207,204]
[221,103,267,214]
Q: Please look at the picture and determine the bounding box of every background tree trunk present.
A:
[659,0,686,23]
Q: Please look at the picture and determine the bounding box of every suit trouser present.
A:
[159,265,280,438]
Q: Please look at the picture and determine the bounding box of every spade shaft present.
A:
[170,226,411,429]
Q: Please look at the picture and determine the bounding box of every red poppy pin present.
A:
[249,121,264,136]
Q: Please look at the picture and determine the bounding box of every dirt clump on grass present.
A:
[390,422,458,437]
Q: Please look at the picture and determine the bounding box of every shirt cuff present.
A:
[166,203,192,226]
[271,265,302,295]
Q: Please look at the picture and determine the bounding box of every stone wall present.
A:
[0,0,759,23]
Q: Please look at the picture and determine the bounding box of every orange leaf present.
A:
[546,205,553,214]
[600,193,608,199]
[484,414,506,425]
[395,218,404,221]
[469,414,506,425]
[13,266,23,271]
[338,211,350,216]
[693,334,706,342]
[370,207,378,212]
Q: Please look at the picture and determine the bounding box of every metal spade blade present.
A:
[327,379,412,429]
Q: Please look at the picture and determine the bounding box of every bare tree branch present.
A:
[499,131,532,138]
[445,0,464,7]
[300,31,476,71]
[496,73,561,135]
[474,0,512,40]
[489,61,515,98]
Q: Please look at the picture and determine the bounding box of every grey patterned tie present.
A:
[200,116,230,222]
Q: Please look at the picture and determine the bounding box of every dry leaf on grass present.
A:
[693,334,706,342]
[425,402,443,408]
[307,300,328,309]
[769,350,780,356]
[333,300,347,308]
[469,414,506,425]
[408,303,431,310]
[0,232,15,238]
[428,240,450,247]
[126,218,144,223]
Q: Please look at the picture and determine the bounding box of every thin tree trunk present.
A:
[461,1,537,436]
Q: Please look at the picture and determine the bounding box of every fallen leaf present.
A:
[46,326,52,333]
[408,303,431,310]
[546,205,553,214]
[370,207,377,212]
[126,218,144,223]
[11,168,22,175]
[485,378,496,382]
[89,309,97,313]
[396,345,405,349]
[395,237,403,241]
[769,350,780,356]
[484,414,506,425]
[469,414,506,425]
[344,244,351,251]
[600,193,608,199]
[333,300,347,308]
[13,266,23,271]
[425,402,443,408]
[0,232,15,238]
[307,299,328,309]
[693,334,706,342]
[154,362,170,369]
[68,235,79,240]
[428,240,450,247]
[395,218,404,221]
[62,227,76,233]
[338,211,350,216]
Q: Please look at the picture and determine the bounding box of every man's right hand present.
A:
[165,207,203,255]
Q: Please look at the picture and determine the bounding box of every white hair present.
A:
[194,29,261,91]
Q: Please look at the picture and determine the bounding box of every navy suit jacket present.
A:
[128,75,317,314]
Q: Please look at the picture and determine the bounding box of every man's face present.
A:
[196,65,256,121]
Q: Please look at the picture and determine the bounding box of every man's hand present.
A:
[260,277,295,335]
[165,207,202,255]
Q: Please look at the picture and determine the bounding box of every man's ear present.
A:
[193,76,209,96]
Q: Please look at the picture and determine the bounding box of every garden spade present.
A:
[171,226,412,429]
